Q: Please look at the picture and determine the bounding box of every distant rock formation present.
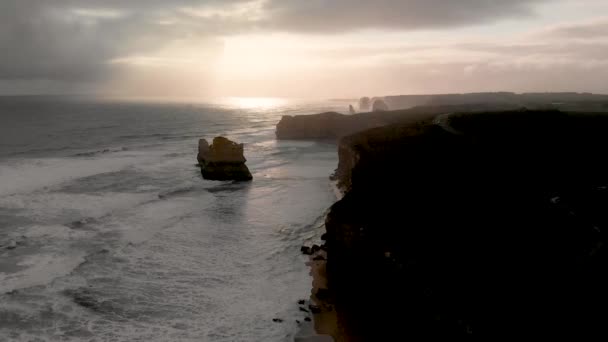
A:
[358,97,371,111]
[372,98,389,112]
[348,104,356,114]
[197,137,252,181]
[383,92,608,111]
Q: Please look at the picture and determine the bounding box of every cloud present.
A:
[2,0,607,97]
[540,17,608,39]
[263,0,547,33]
[0,0,550,84]
[0,0,247,82]
[457,41,608,61]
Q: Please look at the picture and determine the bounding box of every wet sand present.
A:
[296,248,351,342]
[294,181,347,342]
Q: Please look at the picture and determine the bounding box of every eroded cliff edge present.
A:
[275,104,520,141]
[323,109,608,339]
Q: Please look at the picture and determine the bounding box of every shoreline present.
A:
[307,248,344,341]
[293,181,346,342]
[293,245,344,342]
[330,180,345,201]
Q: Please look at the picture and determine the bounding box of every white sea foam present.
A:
[0,252,87,293]
[0,98,345,341]
[13,224,91,240]
[0,156,137,197]
[0,192,154,223]
[110,196,211,245]
[331,180,345,200]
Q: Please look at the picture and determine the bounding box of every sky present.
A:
[0,0,607,99]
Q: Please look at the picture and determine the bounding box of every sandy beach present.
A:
[295,180,347,342]
[293,247,343,342]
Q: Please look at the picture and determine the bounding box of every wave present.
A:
[158,186,195,199]
[160,134,206,141]
[8,145,75,157]
[67,217,103,230]
[118,133,168,140]
[0,250,88,294]
[205,182,252,194]
[73,147,129,157]
[0,157,138,197]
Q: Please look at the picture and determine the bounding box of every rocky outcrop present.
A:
[275,111,389,140]
[358,97,371,111]
[323,110,608,339]
[197,137,252,181]
[372,98,389,112]
[276,103,521,141]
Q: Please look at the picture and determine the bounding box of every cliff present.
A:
[275,103,520,141]
[323,109,608,339]
[197,137,252,181]
[383,92,608,110]
[275,112,371,140]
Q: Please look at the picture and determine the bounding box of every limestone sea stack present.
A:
[348,104,356,114]
[372,98,389,112]
[358,97,371,111]
[197,137,252,181]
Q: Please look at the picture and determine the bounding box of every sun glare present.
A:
[224,97,288,109]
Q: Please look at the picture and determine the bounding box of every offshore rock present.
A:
[358,97,371,111]
[372,98,389,112]
[197,137,252,181]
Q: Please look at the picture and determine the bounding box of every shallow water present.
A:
[0,96,346,341]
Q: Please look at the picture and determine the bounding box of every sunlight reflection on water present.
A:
[221,97,289,110]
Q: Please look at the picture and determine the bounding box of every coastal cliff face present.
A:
[275,111,387,140]
[277,112,346,140]
[197,137,252,181]
[276,103,520,141]
[324,110,608,339]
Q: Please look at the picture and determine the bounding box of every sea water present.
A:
[0,96,345,341]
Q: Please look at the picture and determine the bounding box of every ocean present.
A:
[0,96,345,341]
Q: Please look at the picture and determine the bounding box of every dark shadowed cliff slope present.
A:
[323,109,608,340]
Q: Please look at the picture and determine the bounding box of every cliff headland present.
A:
[276,103,522,141]
[288,104,608,340]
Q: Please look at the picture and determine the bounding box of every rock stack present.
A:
[358,97,371,111]
[372,98,389,112]
[197,137,252,181]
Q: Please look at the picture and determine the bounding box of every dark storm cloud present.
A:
[263,0,547,32]
[0,0,548,82]
[0,0,248,81]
